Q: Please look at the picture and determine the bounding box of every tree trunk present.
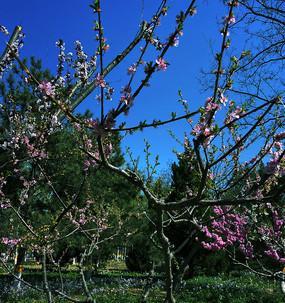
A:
[42,248,53,303]
[163,248,176,303]
[173,243,200,291]
[13,246,26,290]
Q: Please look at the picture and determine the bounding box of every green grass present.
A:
[178,274,283,303]
[1,272,284,303]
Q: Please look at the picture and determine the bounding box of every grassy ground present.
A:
[1,271,284,303]
[1,261,284,302]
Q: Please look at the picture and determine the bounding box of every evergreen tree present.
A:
[0,58,139,270]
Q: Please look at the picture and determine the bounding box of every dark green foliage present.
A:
[167,148,201,202]
[0,58,139,267]
[124,199,160,272]
[125,245,153,272]
[164,148,208,277]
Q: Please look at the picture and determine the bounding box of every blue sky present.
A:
[1,1,246,172]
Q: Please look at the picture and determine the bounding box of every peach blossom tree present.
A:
[0,1,285,302]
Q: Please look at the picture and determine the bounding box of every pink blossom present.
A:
[127,64,137,75]
[208,172,214,180]
[190,8,197,16]
[255,189,264,199]
[38,81,55,97]
[213,206,224,215]
[226,15,236,25]
[225,106,244,123]
[200,206,251,257]
[240,242,254,258]
[1,237,9,245]
[83,158,98,172]
[1,237,21,246]
[273,211,284,232]
[0,177,6,197]
[86,118,103,135]
[51,115,58,126]
[201,241,212,250]
[74,123,81,131]
[220,93,228,105]
[103,44,110,52]
[170,34,182,47]
[228,1,239,7]
[220,29,230,37]
[274,141,283,150]
[0,25,9,35]
[206,102,220,112]
[83,160,91,172]
[265,158,279,174]
[156,58,167,71]
[204,127,212,136]
[120,85,132,105]
[275,132,285,141]
[202,226,212,238]
[264,248,280,261]
[121,95,132,106]
[192,124,204,136]
[95,73,106,88]
[79,213,87,225]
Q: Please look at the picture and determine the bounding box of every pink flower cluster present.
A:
[192,124,213,138]
[101,37,110,52]
[191,96,223,144]
[127,64,137,75]
[201,206,254,258]
[169,31,183,47]
[205,97,221,112]
[264,135,284,175]
[275,131,285,141]
[192,93,230,143]
[83,157,99,172]
[120,85,132,106]
[225,106,244,124]
[67,200,108,231]
[220,93,228,106]
[156,58,167,71]
[1,237,21,246]
[68,202,93,227]
[226,14,236,25]
[22,136,47,159]
[202,203,285,264]
[38,81,55,97]
[258,206,285,263]
[264,248,285,263]
[228,0,239,7]
[0,31,24,78]
[0,25,9,35]
[95,73,106,88]
[0,177,6,197]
